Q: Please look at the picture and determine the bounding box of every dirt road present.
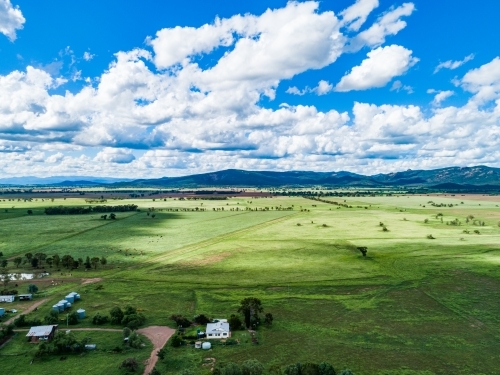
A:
[137,326,176,375]
[3,298,48,325]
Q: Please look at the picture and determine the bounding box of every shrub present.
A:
[284,364,301,375]
[221,362,242,375]
[121,313,146,330]
[14,314,42,328]
[301,363,320,375]
[92,313,109,325]
[264,313,273,326]
[67,311,78,325]
[170,314,192,327]
[120,358,139,372]
[44,310,59,325]
[427,234,435,239]
[318,362,336,375]
[110,306,124,324]
[242,359,264,375]
[382,226,388,232]
[339,370,354,375]
[170,334,183,347]
[127,332,144,349]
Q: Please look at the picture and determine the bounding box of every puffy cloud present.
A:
[427,89,454,106]
[336,45,418,92]
[286,80,333,96]
[94,148,136,164]
[3,1,500,177]
[346,2,415,52]
[340,0,379,32]
[434,54,474,73]
[0,0,25,41]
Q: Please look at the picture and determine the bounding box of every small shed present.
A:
[0,307,5,317]
[77,309,86,319]
[0,295,15,303]
[26,325,58,343]
[18,294,33,301]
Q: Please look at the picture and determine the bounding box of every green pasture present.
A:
[1,194,500,374]
[0,330,151,375]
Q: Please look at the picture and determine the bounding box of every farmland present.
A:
[1,193,500,374]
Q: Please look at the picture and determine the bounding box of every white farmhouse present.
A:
[206,319,231,339]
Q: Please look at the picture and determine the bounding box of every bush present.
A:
[301,363,319,375]
[318,362,336,375]
[242,359,264,375]
[67,311,79,325]
[170,334,183,347]
[264,313,273,326]
[339,370,354,375]
[122,313,146,330]
[14,314,42,328]
[427,234,435,239]
[110,306,124,324]
[221,362,242,375]
[44,310,59,325]
[127,332,144,349]
[284,364,301,375]
[120,357,139,372]
[92,313,109,325]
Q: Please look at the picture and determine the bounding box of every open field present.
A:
[1,194,500,374]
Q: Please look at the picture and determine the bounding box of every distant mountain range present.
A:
[3,166,500,190]
[0,176,132,185]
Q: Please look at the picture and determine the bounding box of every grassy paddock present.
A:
[1,195,500,374]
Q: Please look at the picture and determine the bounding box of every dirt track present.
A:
[3,298,48,325]
[137,326,176,375]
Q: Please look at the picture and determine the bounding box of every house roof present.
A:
[26,325,57,337]
[206,321,230,334]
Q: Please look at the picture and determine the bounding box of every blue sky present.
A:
[0,0,499,177]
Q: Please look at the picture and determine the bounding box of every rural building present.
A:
[206,319,230,339]
[26,325,58,343]
[0,295,15,303]
[18,294,33,301]
[0,307,5,317]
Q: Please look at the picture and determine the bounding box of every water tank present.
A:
[65,295,75,303]
[52,305,59,312]
[66,302,72,308]
[0,308,5,317]
[202,342,211,350]
[75,294,81,300]
[57,303,66,312]
[77,309,86,319]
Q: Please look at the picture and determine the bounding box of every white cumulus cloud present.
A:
[0,0,24,41]
[340,0,379,32]
[94,148,136,164]
[336,45,418,92]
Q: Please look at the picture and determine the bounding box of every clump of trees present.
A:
[0,324,14,344]
[95,306,146,330]
[170,314,192,328]
[44,204,137,215]
[36,331,91,357]
[356,247,368,257]
[237,297,273,329]
[14,314,42,327]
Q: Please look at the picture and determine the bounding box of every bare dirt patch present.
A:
[136,326,176,375]
[81,278,103,285]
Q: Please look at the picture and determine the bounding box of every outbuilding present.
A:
[18,294,33,301]
[0,295,15,303]
[26,325,58,343]
[206,319,231,339]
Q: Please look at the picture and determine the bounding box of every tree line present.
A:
[5,252,107,271]
[44,204,138,215]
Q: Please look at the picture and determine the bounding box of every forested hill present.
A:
[111,166,500,189]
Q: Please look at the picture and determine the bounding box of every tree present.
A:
[100,256,107,267]
[228,314,242,330]
[31,257,39,268]
[44,310,59,324]
[123,327,131,339]
[45,257,53,268]
[2,273,10,289]
[85,256,91,269]
[110,213,116,219]
[238,297,263,328]
[35,252,47,266]
[27,210,33,215]
[25,252,33,262]
[13,257,22,268]
[242,359,264,375]
[27,284,38,293]
[193,314,210,325]
[356,247,367,257]
[110,307,124,325]
[53,254,61,268]
[61,255,74,269]
[171,334,182,347]
[0,259,7,268]
[150,368,161,375]
[318,362,336,375]
[284,364,301,375]
[301,363,320,375]
[91,257,100,270]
